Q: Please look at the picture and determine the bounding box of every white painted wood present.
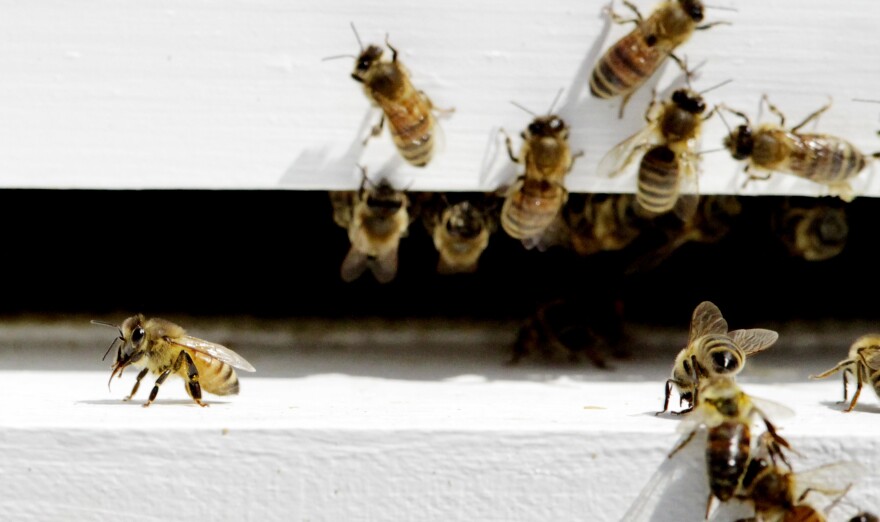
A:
[1,319,879,521]
[1,1,879,194]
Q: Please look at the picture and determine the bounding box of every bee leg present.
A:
[790,98,832,133]
[618,91,634,119]
[363,115,385,146]
[644,89,659,123]
[761,94,786,127]
[702,105,718,122]
[844,364,865,412]
[695,21,731,31]
[705,494,715,520]
[656,380,674,415]
[606,1,643,25]
[422,91,455,116]
[668,430,696,458]
[842,368,850,403]
[569,150,585,172]
[669,53,695,84]
[180,352,208,408]
[499,128,519,163]
[143,368,173,408]
[124,368,150,401]
[384,34,398,62]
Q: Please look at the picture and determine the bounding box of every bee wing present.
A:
[168,336,256,372]
[750,394,796,424]
[621,430,709,522]
[689,301,728,341]
[368,247,399,284]
[340,248,370,282]
[597,125,660,179]
[672,152,700,222]
[857,345,880,369]
[729,328,779,356]
[792,461,867,510]
[330,191,356,229]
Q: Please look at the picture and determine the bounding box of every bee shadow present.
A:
[819,400,880,414]
[77,399,231,407]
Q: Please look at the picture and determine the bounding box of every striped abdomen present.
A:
[760,131,868,184]
[188,350,240,396]
[590,28,664,99]
[707,421,750,501]
[381,87,435,167]
[695,333,745,376]
[782,505,825,522]
[501,177,566,241]
[636,146,679,215]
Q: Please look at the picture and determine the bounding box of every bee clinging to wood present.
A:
[659,301,778,414]
[422,196,496,275]
[327,23,444,167]
[331,171,410,284]
[722,96,880,201]
[94,315,255,407]
[499,92,582,247]
[599,82,728,219]
[590,0,727,116]
[811,334,880,412]
[773,198,849,262]
[563,193,644,256]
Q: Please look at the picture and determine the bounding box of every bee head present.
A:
[679,0,705,22]
[444,202,483,239]
[120,314,148,357]
[351,45,383,83]
[671,89,706,114]
[724,125,754,160]
[815,208,849,244]
[366,179,405,216]
[525,115,568,140]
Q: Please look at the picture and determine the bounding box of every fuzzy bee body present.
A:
[501,177,567,243]
[812,334,880,412]
[431,200,493,274]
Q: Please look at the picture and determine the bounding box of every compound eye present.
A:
[549,118,562,130]
[711,350,738,373]
[357,59,370,71]
[527,123,541,135]
[131,327,145,345]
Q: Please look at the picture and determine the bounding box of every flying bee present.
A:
[734,434,861,522]
[93,315,255,407]
[499,92,582,247]
[424,197,496,274]
[589,0,726,116]
[599,85,727,219]
[659,301,778,414]
[773,198,848,262]
[811,334,880,412]
[722,96,880,201]
[563,193,644,256]
[669,377,793,518]
[331,172,410,284]
[328,23,442,167]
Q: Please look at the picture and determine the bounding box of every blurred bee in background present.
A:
[563,193,645,256]
[660,301,778,414]
[590,0,727,116]
[734,433,861,522]
[811,334,880,412]
[773,197,849,262]
[94,315,255,407]
[511,298,626,368]
[599,83,728,219]
[500,92,582,248]
[722,96,880,201]
[327,23,444,167]
[421,194,497,274]
[331,171,410,283]
[851,513,880,522]
[670,377,792,518]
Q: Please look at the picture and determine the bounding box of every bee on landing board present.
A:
[326,23,445,167]
[589,0,727,116]
[421,196,496,274]
[773,198,848,262]
[659,301,778,414]
[331,172,410,284]
[669,377,792,519]
[93,315,255,407]
[811,334,880,412]
[500,93,583,248]
[599,84,727,219]
[721,96,880,201]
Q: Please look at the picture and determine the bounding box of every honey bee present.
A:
[599,86,722,218]
[851,513,880,522]
[669,377,792,518]
[340,24,440,167]
[425,198,495,274]
[659,301,778,414]
[722,96,880,201]
[590,0,726,116]
[563,193,644,256]
[735,435,860,522]
[331,173,409,284]
[500,95,581,246]
[773,198,848,262]
[811,334,880,412]
[94,315,255,407]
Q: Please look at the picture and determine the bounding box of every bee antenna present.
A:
[716,107,734,134]
[101,337,120,361]
[357,165,372,193]
[698,78,733,96]
[321,54,357,62]
[703,4,739,11]
[546,88,565,115]
[510,101,537,117]
[697,147,725,156]
[853,98,880,104]
[350,22,364,52]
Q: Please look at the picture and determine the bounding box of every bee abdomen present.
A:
[200,357,240,396]
[590,31,660,99]
[636,146,679,214]
[501,179,564,240]
[792,135,867,184]
[386,90,435,167]
[783,505,824,522]
[707,421,750,501]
